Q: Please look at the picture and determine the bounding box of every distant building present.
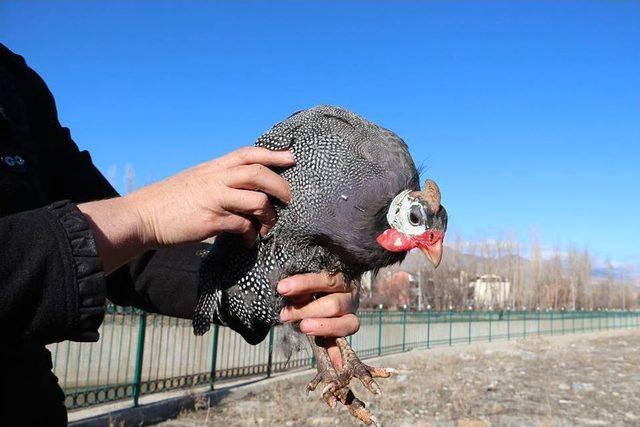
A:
[469,274,511,308]
[361,270,373,297]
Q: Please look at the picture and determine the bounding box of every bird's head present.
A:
[376,179,448,268]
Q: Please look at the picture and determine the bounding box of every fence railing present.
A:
[48,308,640,412]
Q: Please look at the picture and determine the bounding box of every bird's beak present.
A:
[419,239,443,269]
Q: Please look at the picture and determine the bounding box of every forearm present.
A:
[80,196,206,319]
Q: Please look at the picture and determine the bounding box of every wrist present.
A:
[78,196,151,273]
[121,188,166,248]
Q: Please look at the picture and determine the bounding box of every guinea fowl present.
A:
[193,106,447,425]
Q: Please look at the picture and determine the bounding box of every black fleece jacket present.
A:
[0,43,207,425]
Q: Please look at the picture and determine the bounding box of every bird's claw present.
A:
[347,360,396,396]
[305,369,342,408]
[306,337,396,425]
[305,366,379,424]
[334,387,379,426]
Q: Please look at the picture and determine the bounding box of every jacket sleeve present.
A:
[106,243,209,319]
[0,201,106,344]
[5,44,207,328]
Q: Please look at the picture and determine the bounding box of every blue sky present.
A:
[2,1,639,267]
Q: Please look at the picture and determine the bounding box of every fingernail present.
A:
[280,307,291,322]
[277,279,293,295]
[284,150,295,163]
[299,319,315,334]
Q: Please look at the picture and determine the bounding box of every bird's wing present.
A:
[193,234,281,344]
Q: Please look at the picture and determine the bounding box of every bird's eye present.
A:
[408,205,422,226]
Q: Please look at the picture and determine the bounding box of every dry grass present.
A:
[162,330,640,427]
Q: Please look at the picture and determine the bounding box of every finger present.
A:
[288,293,315,306]
[217,146,295,169]
[299,314,360,337]
[224,164,292,204]
[221,189,277,236]
[277,271,348,296]
[237,215,258,247]
[219,214,258,247]
[280,293,354,322]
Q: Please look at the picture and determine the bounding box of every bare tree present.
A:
[124,164,136,194]
[362,233,637,311]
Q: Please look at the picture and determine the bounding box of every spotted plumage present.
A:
[193,106,420,344]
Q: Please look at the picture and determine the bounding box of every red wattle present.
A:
[376,229,414,252]
[376,229,444,252]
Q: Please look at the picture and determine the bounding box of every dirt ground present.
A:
[162,329,640,427]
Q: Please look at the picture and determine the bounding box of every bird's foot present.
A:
[306,369,379,426]
[332,337,397,396]
[305,363,343,407]
[306,337,381,425]
[333,386,380,426]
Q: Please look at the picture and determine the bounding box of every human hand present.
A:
[79,147,294,273]
[128,146,294,247]
[278,272,360,369]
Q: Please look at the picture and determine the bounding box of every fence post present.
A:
[426,306,431,349]
[266,326,275,378]
[209,323,219,391]
[467,306,472,344]
[488,308,493,342]
[537,307,541,336]
[523,308,527,338]
[377,305,383,356]
[132,311,147,407]
[448,306,453,346]
[402,305,408,352]
[598,309,602,330]
[507,307,511,340]
[550,309,554,336]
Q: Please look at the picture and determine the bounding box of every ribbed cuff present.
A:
[45,200,106,342]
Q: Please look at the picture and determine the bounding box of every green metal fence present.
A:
[48,307,640,412]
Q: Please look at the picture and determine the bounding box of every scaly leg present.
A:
[305,336,379,426]
[332,337,397,395]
